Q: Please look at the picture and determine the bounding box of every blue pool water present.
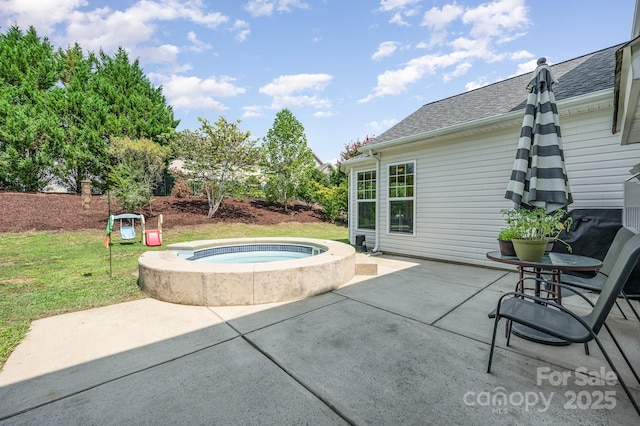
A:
[185,244,324,264]
[193,250,310,264]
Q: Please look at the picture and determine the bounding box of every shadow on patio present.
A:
[1,255,638,424]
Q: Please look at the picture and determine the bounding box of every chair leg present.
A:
[487,316,501,373]
[615,299,629,320]
[583,342,589,356]
[591,333,640,416]
[621,291,640,323]
[603,322,640,386]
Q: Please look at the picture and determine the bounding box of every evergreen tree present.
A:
[0,26,62,191]
[91,47,179,144]
[0,27,180,192]
[51,44,108,192]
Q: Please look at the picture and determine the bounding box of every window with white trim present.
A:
[356,170,376,229]
[388,162,415,234]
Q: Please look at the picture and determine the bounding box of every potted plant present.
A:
[497,226,521,256]
[498,208,525,256]
[503,207,573,262]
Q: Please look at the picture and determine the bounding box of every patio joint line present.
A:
[240,334,356,426]
[208,295,348,336]
[431,270,512,327]
[207,298,356,423]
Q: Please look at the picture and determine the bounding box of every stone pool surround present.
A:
[138,237,356,306]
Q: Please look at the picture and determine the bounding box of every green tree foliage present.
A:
[313,135,375,223]
[261,109,315,211]
[297,167,328,207]
[173,117,259,218]
[314,178,348,223]
[0,26,180,192]
[107,136,170,212]
[91,48,179,144]
[51,44,108,192]
[0,26,63,191]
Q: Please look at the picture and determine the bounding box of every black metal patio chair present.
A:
[487,231,640,416]
[559,226,640,323]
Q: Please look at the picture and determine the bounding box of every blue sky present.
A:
[0,0,635,164]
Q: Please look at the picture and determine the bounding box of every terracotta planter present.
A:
[498,239,516,257]
[511,239,548,262]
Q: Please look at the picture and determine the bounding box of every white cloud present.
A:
[368,118,398,133]
[153,74,246,112]
[242,105,264,118]
[62,1,228,54]
[232,20,251,42]
[140,44,179,64]
[364,0,531,101]
[244,0,273,17]
[462,0,529,40]
[421,3,464,31]
[465,54,538,92]
[379,0,420,26]
[465,77,490,91]
[443,61,472,82]
[260,73,332,96]
[372,41,399,61]
[510,50,535,61]
[260,73,333,111]
[138,43,202,74]
[0,0,86,34]
[270,94,332,110]
[187,31,212,52]
[513,58,539,77]
[244,0,309,17]
[360,51,468,102]
[379,0,420,13]
[313,110,334,118]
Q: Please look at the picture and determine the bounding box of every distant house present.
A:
[341,41,640,268]
[312,152,333,176]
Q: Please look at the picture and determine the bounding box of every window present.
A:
[357,170,376,229]
[388,162,415,234]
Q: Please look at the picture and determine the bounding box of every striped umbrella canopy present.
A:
[505,58,572,212]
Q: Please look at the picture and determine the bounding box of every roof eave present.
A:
[363,89,614,153]
[613,36,640,144]
[339,153,376,172]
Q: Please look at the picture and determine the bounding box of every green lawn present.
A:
[0,222,348,368]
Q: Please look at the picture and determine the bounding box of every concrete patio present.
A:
[1,254,639,424]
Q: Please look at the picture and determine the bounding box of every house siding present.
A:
[351,101,640,268]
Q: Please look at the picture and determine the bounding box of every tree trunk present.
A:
[207,195,223,218]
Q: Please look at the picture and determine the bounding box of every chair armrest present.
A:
[496,290,594,333]
[515,276,596,307]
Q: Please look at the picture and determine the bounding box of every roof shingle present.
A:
[371,44,622,145]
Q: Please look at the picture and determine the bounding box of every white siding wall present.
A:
[369,105,640,268]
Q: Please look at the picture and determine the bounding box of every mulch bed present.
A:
[0,192,327,233]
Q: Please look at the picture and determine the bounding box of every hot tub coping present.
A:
[138,237,356,306]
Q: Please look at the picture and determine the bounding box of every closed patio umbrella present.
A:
[505,57,572,212]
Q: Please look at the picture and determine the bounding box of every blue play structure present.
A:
[111,213,144,243]
[104,212,164,278]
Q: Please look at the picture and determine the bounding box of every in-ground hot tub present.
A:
[138,237,356,306]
